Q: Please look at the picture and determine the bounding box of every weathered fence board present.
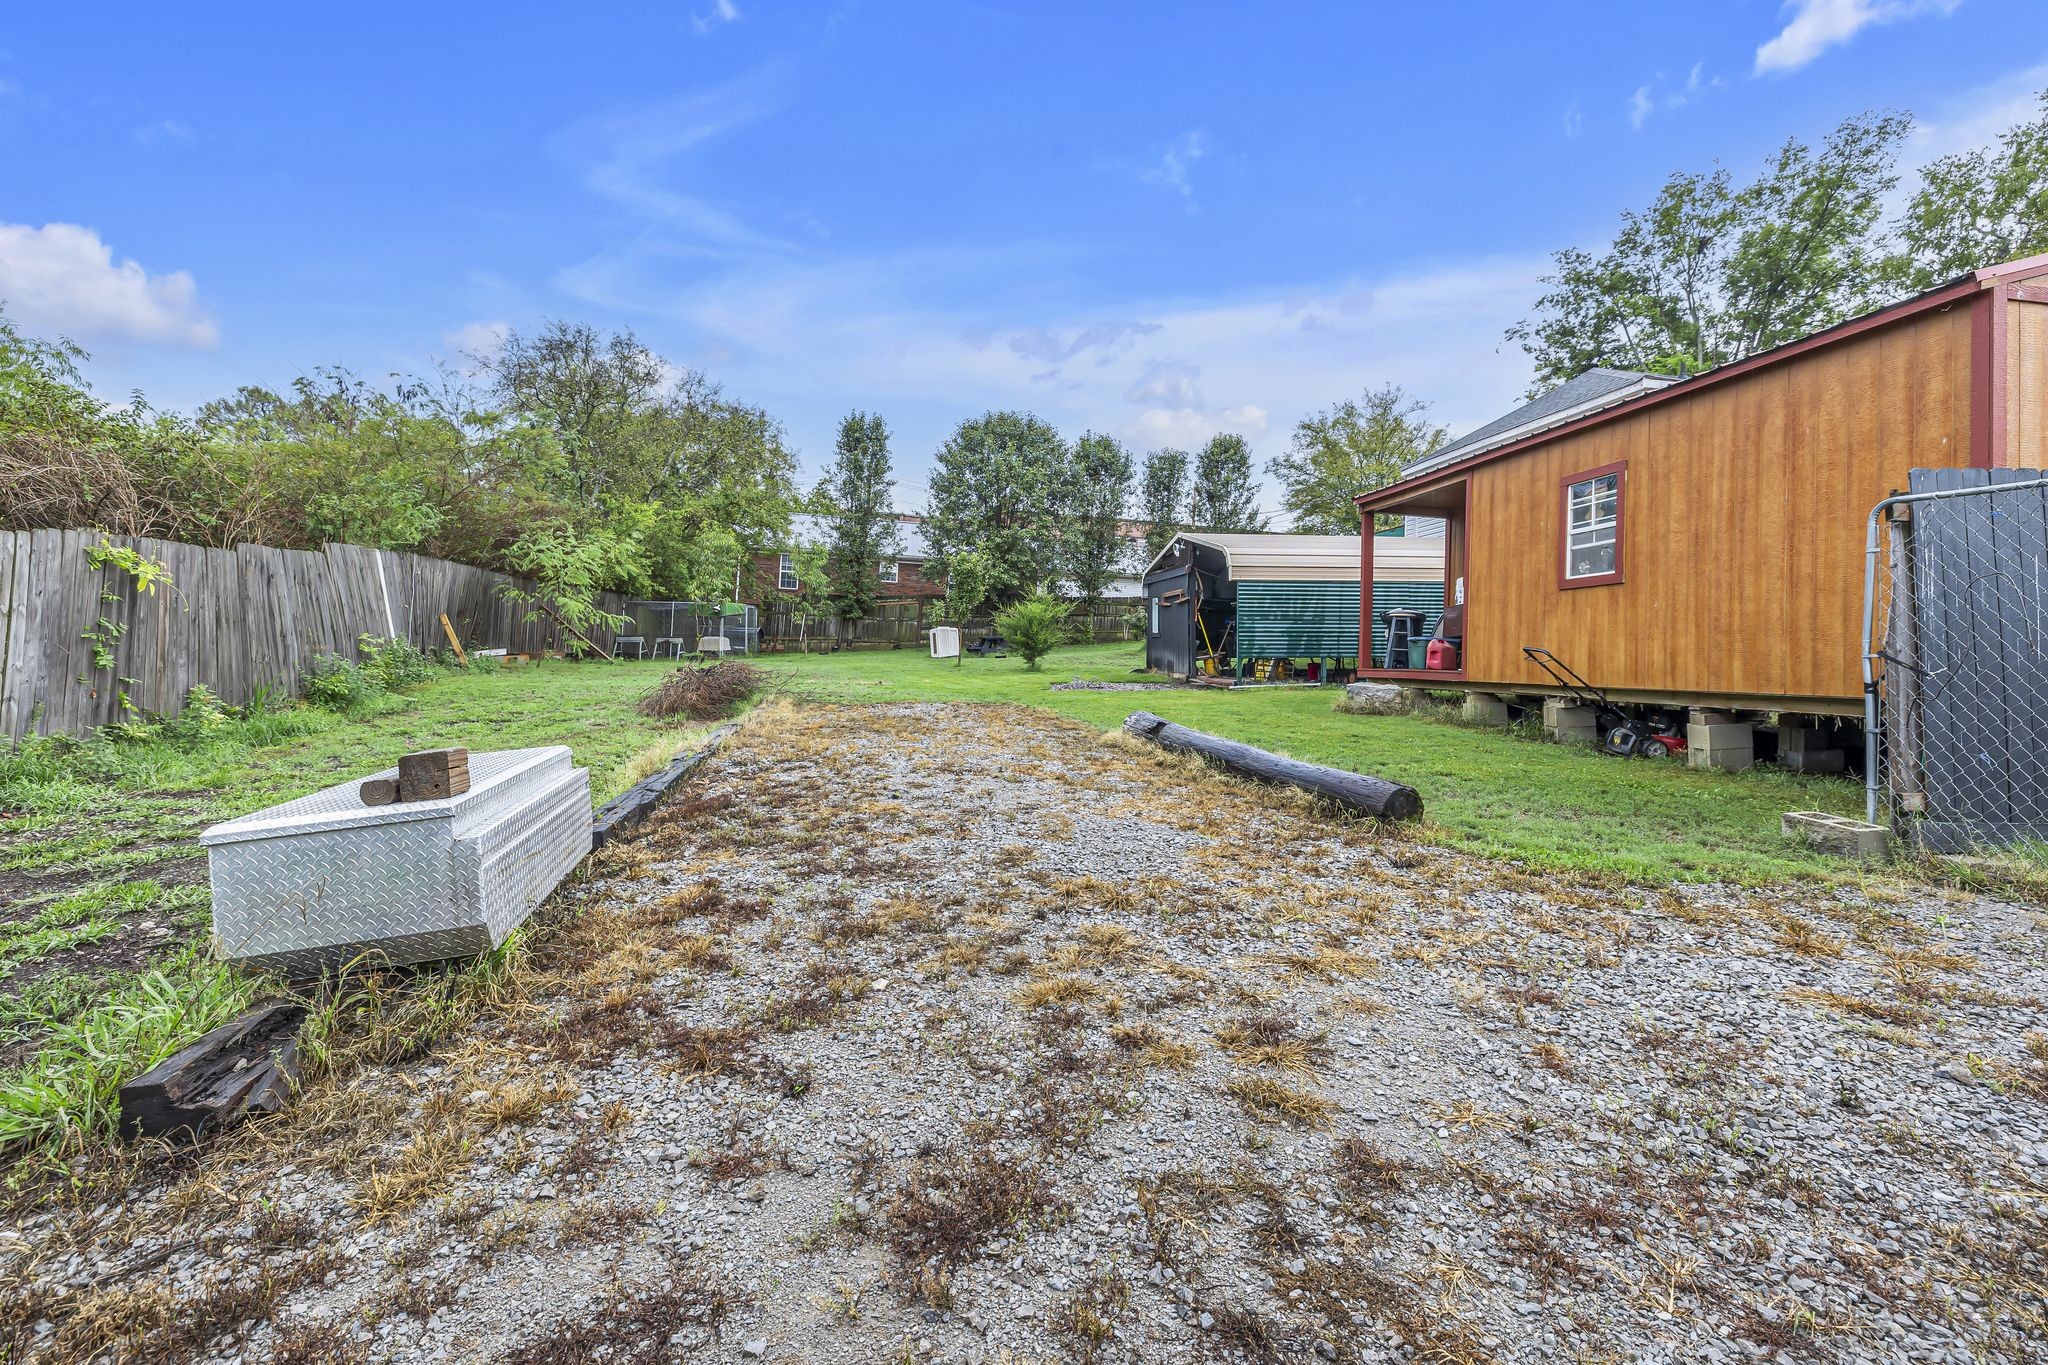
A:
[0,529,626,741]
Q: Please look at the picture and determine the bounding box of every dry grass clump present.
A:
[636,660,766,721]
[1249,942,1377,982]
[658,1021,762,1079]
[1016,976,1104,1009]
[1773,917,1846,958]
[502,1260,741,1363]
[1215,1014,1331,1076]
[1224,1074,1337,1128]
[883,1139,1062,1274]
[1332,1136,1425,1196]
[1109,1021,1199,1071]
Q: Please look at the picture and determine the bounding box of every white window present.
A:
[1563,469,1622,583]
[777,553,798,592]
[878,560,899,583]
[1150,597,1160,636]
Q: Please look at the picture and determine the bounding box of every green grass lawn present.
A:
[736,640,1870,887]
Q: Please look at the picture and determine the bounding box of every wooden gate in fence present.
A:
[0,529,624,741]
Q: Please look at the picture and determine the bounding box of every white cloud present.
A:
[1629,63,1720,129]
[691,0,741,34]
[1562,100,1584,138]
[1755,0,1961,77]
[132,119,195,145]
[441,319,512,370]
[549,82,1546,518]
[1140,131,1207,198]
[1628,85,1654,131]
[0,222,216,346]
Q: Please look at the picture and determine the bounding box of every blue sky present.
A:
[6,1,2048,513]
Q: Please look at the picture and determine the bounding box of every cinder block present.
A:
[1780,748,1846,774]
[1777,725,1832,756]
[1782,810,1889,862]
[1687,722,1754,772]
[1543,701,1598,745]
[1462,694,1512,726]
[1690,709,1738,727]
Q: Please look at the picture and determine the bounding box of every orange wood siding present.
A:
[2007,297,2048,468]
[1458,303,1975,706]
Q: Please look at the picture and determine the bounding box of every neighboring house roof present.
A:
[782,513,931,560]
[1404,368,1676,480]
[1143,532,1442,584]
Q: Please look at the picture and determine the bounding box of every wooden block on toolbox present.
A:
[398,748,471,802]
[359,776,400,806]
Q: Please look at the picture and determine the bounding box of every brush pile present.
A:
[636,660,767,722]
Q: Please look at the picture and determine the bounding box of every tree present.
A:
[994,595,1070,672]
[819,411,899,620]
[1064,432,1135,605]
[1270,385,1447,534]
[923,411,1070,605]
[1898,91,2048,290]
[783,540,835,653]
[1139,448,1191,561]
[1507,108,1911,390]
[1189,434,1267,532]
[939,547,995,668]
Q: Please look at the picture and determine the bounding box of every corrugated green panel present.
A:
[1365,581,1446,664]
[1235,581,1362,659]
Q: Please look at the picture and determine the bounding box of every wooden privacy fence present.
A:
[0,529,625,741]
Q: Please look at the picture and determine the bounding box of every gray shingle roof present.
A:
[1407,368,1671,475]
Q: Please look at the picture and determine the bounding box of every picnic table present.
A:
[967,634,1009,657]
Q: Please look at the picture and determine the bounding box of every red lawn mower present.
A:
[1521,647,1689,759]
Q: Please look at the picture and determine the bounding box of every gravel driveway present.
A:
[8,701,2047,1364]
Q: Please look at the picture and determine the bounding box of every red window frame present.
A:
[1558,460,1626,590]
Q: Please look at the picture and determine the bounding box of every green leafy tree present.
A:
[1139,448,1191,562]
[819,410,899,620]
[783,540,835,653]
[923,411,1070,605]
[498,521,644,657]
[1507,108,1911,389]
[1064,432,1135,605]
[1270,385,1447,534]
[1898,91,2048,289]
[994,595,1070,672]
[939,546,995,668]
[1189,434,1267,532]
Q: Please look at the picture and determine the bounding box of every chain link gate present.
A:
[1863,468,2048,867]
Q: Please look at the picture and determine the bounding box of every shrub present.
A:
[164,684,231,739]
[358,635,437,690]
[994,595,1071,672]
[302,652,376,711]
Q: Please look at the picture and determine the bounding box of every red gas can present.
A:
[1425,639,1459,671]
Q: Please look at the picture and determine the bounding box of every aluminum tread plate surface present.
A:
[205,748,591,973]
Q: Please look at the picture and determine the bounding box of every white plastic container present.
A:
[928,625,960,659]
[200,746,590,974]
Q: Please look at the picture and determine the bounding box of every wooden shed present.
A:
[1353,252,2048,718]
[1143,532,1443,682]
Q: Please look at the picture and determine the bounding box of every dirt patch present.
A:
[6,701,2047,1363]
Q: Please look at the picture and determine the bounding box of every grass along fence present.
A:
[0,529,627,740]
[757,597,1144,650]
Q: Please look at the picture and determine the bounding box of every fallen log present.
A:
[1121,710,1423,821]
[119,1002,307,1142]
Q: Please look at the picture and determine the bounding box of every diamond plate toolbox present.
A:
[201,746,592,975]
